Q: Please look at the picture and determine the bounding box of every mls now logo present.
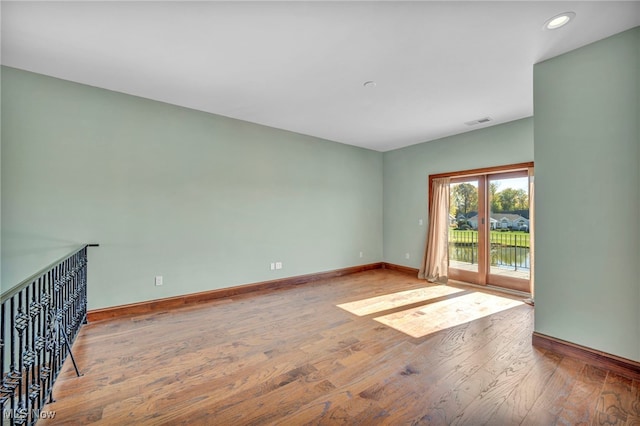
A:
[2,409,56,420]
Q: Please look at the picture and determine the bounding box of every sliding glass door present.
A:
[445,165,532,293]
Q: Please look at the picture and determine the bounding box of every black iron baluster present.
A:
[513,234,517,271]
[10,297,16,425]
[470,232,474,265]
[1,302,6,420]
[25,284,32,425]
[15,292,27,425]
[34,276,43,412]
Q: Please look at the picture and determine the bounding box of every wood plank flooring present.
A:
[40,270,640,425]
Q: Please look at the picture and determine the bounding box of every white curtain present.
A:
[419,177,450,284]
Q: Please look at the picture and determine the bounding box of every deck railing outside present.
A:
[449,230,530,271]
[1,245,94,425]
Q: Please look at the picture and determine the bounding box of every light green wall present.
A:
[1,67,383,309]
[382,118,534,268]
[534,27,640,361]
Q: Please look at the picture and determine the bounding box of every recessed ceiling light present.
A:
[544,12,575,30]
[363,81,377,88]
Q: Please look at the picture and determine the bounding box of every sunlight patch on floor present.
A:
[337,286,464,316]
[374,291,524,338]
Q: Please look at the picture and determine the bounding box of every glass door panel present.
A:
[487,172,530,292]
[448,178,485,284]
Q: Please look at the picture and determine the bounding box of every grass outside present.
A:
[449,229,530,248]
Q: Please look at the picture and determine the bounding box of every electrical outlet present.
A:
[419,219,423,226]
[155,276,163,286]
[405,253,410,259]
[275,262,283,270]
[270,263,276,270]
[359,251,363,258]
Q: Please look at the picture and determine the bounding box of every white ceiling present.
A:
[2,1,639,152]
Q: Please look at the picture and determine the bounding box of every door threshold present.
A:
[447,279,532,300]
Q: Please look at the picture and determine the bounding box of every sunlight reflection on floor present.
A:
[336,286,464,317]
[374,291,524,338]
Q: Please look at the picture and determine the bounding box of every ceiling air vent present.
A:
[465,117,492,126]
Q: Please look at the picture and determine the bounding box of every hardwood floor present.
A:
[41,270,640,425]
